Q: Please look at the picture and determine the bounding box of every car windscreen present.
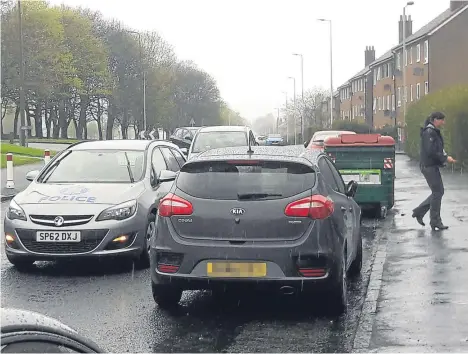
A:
[191,131,247,153]
[176,160,316,200]
[38,150,146,183]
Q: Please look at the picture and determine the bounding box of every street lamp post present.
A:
[293,53,304,141]
[288,77,297,145]
[18,0,27,147]
[318,18,334,128]
[274,107,280,133]
[127,30,147,134]
[402,1,414,131]
[282,91,289,144]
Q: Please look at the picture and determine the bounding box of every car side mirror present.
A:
[158,169,177,183]
[345,180,358,198]
[1,308,104,353]
[180,147,188,155]
[26,170,40,182]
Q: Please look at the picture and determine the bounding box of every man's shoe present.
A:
[412,212,425,226]
[430,223,449,231]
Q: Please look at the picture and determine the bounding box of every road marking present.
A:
[352,221,390,352]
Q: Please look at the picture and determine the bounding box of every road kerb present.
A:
[352,226,390,352]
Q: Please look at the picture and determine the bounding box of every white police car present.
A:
[3,139,186,270]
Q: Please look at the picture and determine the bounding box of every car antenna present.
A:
[247,132,254,154]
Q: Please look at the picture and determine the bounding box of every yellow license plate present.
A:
[207,262,267,278]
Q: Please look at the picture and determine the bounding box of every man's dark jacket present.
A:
[419,120,448,167]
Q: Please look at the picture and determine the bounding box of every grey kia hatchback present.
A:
[4,139,186,270]
[150,146,362,315]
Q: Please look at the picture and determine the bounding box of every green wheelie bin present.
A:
[324,133,396,219]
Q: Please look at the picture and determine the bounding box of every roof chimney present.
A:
[406,15,413,38]
[399,14,413,43]
[365,46,376,66]
[450,0,468,11]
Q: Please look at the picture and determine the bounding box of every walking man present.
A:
[412,112,456,230]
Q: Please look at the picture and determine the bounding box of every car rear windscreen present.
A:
[176,160,316,200]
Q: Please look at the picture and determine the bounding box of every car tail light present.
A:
[284,195,334,219]
[158,193,193,217]
[298,268,327,277]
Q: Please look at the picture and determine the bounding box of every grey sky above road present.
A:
[49,0,446,121]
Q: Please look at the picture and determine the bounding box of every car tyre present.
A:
[327,256,347,316]
[348,231,363,277]
[6,254,34,271]
[152,282,182,309]
[135,213,156,269]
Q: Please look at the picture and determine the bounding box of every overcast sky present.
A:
[48,0,447,121]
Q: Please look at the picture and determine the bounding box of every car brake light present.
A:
[158,193,193,217]
[284,195,334,219]
[298,268,327,277]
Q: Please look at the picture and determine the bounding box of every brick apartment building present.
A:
[335,0,468,133]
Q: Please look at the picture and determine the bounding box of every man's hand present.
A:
[447,156,457,163]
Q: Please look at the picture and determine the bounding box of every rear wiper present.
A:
[124,152,135,183]
[237,193,283,200]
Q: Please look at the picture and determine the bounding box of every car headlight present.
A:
[96,200,137,221]
[7,199,27,221]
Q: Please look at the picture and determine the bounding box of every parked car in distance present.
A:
[170,127,202,154]
[305,130,356,151]
[3,139,186,270]
[150,146,362,315]
[187,125,258,160]
[266,134,285,146]
[256,135,267,146]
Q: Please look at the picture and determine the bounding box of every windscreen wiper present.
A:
[124,152,135,183]
[237,193,283,200]
[40,150,72,183]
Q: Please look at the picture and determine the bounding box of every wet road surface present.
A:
[0,196,384,352]
[2,153,466,352]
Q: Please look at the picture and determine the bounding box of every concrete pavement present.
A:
[355,155,468,352]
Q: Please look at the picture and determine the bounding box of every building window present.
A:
[416,83,421,99]
[397,87,401,107]
[425,81,429,95]
[405,49,408,66]
[373,69,377,85]
[404,86,408,102]
[387,95,391,110]
[373,97,377,112]
[378,97,381,111]
[396,52,401,70]
[416,43,421,62]
[410,84,413,101]
[424,40,428,63]
[392,94,395,111]
[361,104,364,116]
[409,46,413,64]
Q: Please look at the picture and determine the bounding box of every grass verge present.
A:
[1,154,41,168]
[0,143,57,158]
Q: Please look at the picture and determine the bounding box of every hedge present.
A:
[405,85,468,167]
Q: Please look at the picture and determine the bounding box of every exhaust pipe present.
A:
[279,286,295,295]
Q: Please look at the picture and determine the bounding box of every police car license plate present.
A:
[36,231,81,242]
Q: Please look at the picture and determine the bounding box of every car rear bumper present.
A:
[150,221,341,291]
